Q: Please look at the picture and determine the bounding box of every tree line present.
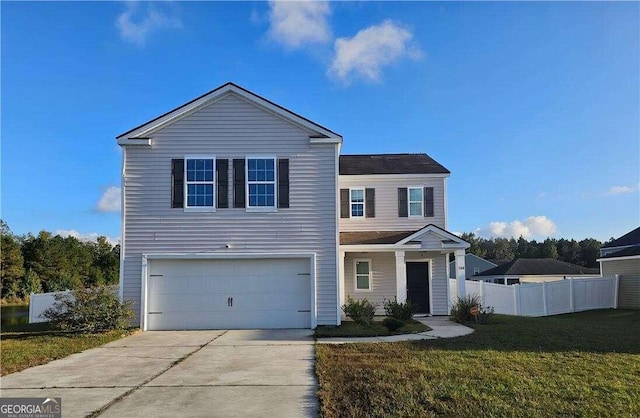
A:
[1,220,119,303]
[458,233,605,268]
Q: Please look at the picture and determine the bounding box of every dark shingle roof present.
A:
[340,230,417,245]
[600,245,640,259]
[475,258,600,277]
[339,154,450,175]
[602,227,640,248]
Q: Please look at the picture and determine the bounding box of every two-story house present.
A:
[117,82,468,330]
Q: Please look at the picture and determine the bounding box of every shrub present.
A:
[383,298,417,321]
[450,294,494,324]
[342,296,377,327]
[41,285,134,333]
[382,317,405,332]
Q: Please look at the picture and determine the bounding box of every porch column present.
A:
[395,250,407,303]
[338,251,346,310]
[454,249,466,299]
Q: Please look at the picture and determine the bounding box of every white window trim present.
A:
[246,155,277,212]
[473,267,480,275]
[353,258,372,292]
[408,186,423,217]
[349,187,366,219]
[184,154,216,212]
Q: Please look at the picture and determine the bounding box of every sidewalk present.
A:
[316,316,473,344]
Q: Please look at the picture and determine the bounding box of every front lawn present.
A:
[315,319,429,338]
[1,323,132,376]
[316,309,640,417]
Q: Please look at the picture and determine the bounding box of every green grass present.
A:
[1,322,133,376]
[316,309,640,417]
[315,319,429,338]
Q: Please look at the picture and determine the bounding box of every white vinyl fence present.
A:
[29,290,72,323]
[449,276,619,317]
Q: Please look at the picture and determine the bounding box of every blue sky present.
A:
[2,1,638,244]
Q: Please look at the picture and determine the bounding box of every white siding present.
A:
[122,93,338,325]
[339,175,447,231]
[343,251,450,315]
[344,252,396,315]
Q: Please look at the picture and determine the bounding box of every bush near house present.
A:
[450,294,494,323]
[383,299,417,322]
[341,296,377,327]
[41,285,134,333]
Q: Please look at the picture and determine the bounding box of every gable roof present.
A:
[450,253,498,267]
[475,258,600,277]
[339,154,450,175]
[599,245,640,259]
[602,226,640,249]
[117,82,342,141]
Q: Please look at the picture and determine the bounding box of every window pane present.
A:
[409,188,423,202]
[186,183,213,207]
[356,275,370,290]
[186,159,214,183]
[248,182,275,207]
[356,261,369,275]
[351,189,364,202]
[351,203,364,217]
[410,202,422,216]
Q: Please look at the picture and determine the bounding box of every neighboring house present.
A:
[117,82,469,330]
[474,258,600,285]
[449,253,497,280]
[597,227,640,309]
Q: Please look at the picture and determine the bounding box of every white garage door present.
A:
[147,258,311,330]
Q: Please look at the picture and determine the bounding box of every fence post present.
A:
[542,282,548,316]
[479,280,484,303]
[28,293,34,324]
[613,275,619,309]
[569,278,574,313]
[513,284,519,315]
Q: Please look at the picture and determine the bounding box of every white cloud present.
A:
[267,0,332,49]
[476,216,557,240]
[606,183,640,195]
[116,2,182,46]
[55,230,120,246]
[97,186,121,213]
[329,20,422,83]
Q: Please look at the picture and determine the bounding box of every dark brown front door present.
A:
[406,262,429,314]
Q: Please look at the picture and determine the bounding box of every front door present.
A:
[406,262,430,314]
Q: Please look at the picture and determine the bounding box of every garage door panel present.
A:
[147,258,311,330]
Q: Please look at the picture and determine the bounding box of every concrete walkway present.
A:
[316,316,473,344]
[1,330,317,418]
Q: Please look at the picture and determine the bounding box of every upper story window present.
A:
[350,188,365,218]
[247,157,276,208]
[185,156,215,209]
[408,187,423,217]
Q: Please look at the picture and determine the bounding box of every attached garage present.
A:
[142,255,315,330]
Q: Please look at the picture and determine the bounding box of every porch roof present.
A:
[340,230,417,245]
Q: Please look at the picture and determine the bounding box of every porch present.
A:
[338,225,470,318]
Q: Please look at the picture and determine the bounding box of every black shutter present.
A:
[216,159,229,208]
[365,188,375,218]
[398,188,408,217]
[233,159,245,208]
[278,159,289,208]
[424,187,434,217]
[171,159,184,208]
[340,189,349,218]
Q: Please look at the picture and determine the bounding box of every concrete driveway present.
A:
[1,330,317,418]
